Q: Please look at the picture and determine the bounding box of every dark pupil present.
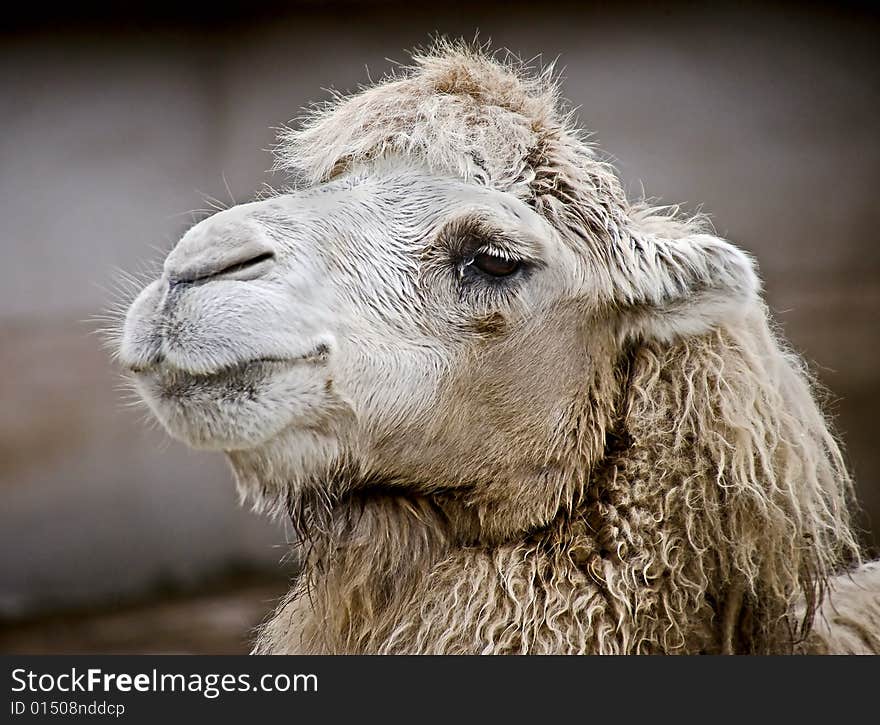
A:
[472,252,520,277]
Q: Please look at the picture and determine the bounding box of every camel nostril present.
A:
[169,250,276,287]
[213,251,275,278]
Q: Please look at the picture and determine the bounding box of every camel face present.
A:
[118,45,766,538]
[120,158,587,486]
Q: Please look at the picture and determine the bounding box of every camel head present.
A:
[119,46,851,579]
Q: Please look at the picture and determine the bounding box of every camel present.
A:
[117,44,880,654]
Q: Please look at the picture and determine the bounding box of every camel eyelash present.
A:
[468,242,519,261]
[451,228,529,264]
[456,229,524,258]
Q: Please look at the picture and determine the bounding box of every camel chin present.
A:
[131,359,332,451]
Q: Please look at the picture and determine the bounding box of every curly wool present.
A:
[255,308,860,654]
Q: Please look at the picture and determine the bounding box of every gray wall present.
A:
[1,2,878,615]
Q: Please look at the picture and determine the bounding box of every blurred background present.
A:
[1,1,878,653]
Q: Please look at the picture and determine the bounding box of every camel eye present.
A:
[472,252,521,277]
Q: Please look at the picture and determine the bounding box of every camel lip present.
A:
[127,343,331,379]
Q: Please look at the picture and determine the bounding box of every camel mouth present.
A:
[127,343,331,379]
[142,359,298,405]
[131,342,333,413]
[128,340,338,450]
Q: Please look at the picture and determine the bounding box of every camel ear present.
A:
[615,232,760,344]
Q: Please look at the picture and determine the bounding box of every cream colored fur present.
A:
[118,43,877,654]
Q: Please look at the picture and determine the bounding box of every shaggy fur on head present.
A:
[246,44,867,654]
[278,44,760,342]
